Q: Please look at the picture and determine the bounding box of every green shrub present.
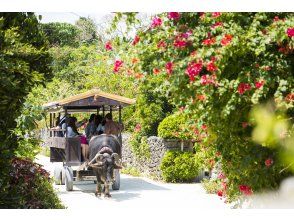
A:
[158,113,187,139]
[160,150,199,183]
[129,132,151,160]
[2,158,64,208]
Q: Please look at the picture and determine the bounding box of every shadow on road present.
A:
[64,176,169,202]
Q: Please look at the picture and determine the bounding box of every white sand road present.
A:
[36,155,229,210]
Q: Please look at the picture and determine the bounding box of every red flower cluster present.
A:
[206,61,218,72]
[202,37,216,46]
[211,22,223,29]
[212,12,221,18]
[200,74,217,86]
[151,16,162,28]
[168,12,181,20]
[113,60,123,72]
[217,190,223,197]
[255,80,265,89]
[153,68,160,75]
[166,62,173,76]
[105,41,112,51]
[237,83,251,95]
[186,62,203,82]
[239,185,253,196]
[285,93,294,102]
[287,28,294,37]
[157,40,167,49]
[265,158,273,167]
[132,35,140,45]
[221,34,233,46]
[174,39,187,48]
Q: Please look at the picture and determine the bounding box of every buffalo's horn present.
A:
[95,153,104,166]
[111,153,122,169]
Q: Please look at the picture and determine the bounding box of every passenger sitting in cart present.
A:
[85,113,97,139]
[66,117,89,161]
[95,114,105,135]
[104,113,123,137]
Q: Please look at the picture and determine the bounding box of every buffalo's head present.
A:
[95,152,122,184]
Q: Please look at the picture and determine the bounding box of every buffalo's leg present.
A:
[104,184,111,198]
[94,171,102,197]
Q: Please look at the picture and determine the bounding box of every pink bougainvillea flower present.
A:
[105,41,112,50]
[180,30,193,39]
[134,124,142,132]
[157,40,167,48]
[221,182,227,190]
[255,80,265,89]
[218,173,225,179]
[168,12,181,20]
[286,27,294,37]
[165,62,173,76]
[132,35,140,45]
[186,62,203,82]
[237,83,251,95]
[239,185,253,196]
[265,158,273,167]
[200,74,217,86]
[206,61,218,72]
[113,60,123,72]
[217,190,223,197]
[221,34,233,46]
[202,37,216,46]
[173,39,187,48]
[199,12,205,20]
[212,12,221,18]
[273,16,280,22]
[151,16,162,28]
[211,22,223,29]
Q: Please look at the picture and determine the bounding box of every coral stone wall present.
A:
[122,133,195,180]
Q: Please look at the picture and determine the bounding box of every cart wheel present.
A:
[61,167,66,185]
[64,166,74,191]
[53,166,62,185]
[112,169,120,190]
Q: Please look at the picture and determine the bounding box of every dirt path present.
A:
[36,155,229,209]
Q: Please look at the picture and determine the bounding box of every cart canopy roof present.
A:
[43,89,136,113]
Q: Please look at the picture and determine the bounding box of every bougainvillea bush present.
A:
[4,158,64,208]
[110,12,294,201]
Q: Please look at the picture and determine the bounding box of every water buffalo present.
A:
[88,134,122,197]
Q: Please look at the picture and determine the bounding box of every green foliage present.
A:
[41,22,80,47]
[160,150,199,183]
[129,132,151,160]
[134,75,174,136]
[201,178,221,194]
[0,12,53,206]
[158,112,187,139]
[121,166,141,177]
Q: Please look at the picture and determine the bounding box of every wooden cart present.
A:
[43,89,135,191]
